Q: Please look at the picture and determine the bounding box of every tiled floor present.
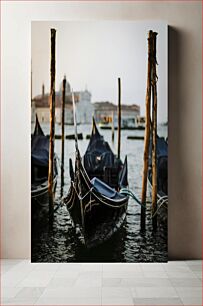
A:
[1,260,202,305]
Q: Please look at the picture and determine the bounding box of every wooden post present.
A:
[117,77,121,159]
[151,32,158,230]
[112,111,115,143]
[61,75,66,196]
[141,30,153,231]
[48,28,56,217]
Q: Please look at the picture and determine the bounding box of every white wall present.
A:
[1,1,202,259]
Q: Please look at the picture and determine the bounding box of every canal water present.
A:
[31,123,168,263]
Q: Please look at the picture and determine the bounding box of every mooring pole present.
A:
[112,111,115,143]
[117,77,121,159]
[141,30,153,231]
[48,28,56,219]
[151,32,158,230]
[61,75,66,196]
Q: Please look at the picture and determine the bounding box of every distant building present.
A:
[93,101,140,127]
[59,82,93,124]
[31,81,93,124]
[77,90,93,124]
[31,84,141,127]
[31,89,62,124]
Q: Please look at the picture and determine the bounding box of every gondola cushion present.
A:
[91,177,125,199]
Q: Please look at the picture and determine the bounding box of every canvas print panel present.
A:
[31,21,168,262]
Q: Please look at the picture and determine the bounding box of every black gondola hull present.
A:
[148,135,168,223]
[66,182,128,248]
[31,115,58,222]
[31,176,57,222]
[65,158,128,248]
[65,118,129,248]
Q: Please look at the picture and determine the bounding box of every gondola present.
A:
[148,135,168,198]
[31,115,58,219]
[65,118,129,248]
[148,135,168,222]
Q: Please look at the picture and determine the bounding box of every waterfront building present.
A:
[93,101,140,127]
[31,83,141,127]
[32,81,93,124]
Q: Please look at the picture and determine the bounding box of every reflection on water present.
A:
[31,123,167,262]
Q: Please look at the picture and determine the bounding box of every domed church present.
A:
[32,79,93,125]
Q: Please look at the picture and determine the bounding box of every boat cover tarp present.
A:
[156,137,168,159]
[34,114,44,136]
[84,120,116,174]
[84,145,115,173]
[149,135,168,195]
[91,177,125,199]
[149,136,168,164]
[83,118,128,189]
[31,135,49,167]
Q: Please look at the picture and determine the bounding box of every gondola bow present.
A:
[65,119,129,248]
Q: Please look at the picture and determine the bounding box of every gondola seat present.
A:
[91,177,125,200]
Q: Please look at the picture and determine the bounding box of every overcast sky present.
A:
[32,21,167,123]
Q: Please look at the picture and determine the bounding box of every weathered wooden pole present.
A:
[61,75,66,196]
[141,30,153,231]
[48,28,56,218]
[112,111,115,143]
[117,77,121,159]
[151,32,158,230]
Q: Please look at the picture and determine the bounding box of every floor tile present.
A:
[124,277,172,287]
[103,263,142,273]
[180,296,202,305]
[1,265,15,274]
[175,286,202,298]
[163,261,187,266]
[78,271,102,278]
[41,287,101,298]
[170,277,202,287]
[143,271,169,278]
[189,264,202,272]
[102,287,132,298]
[15,287,45,298]
[193,271,203,279]
[102,277,123,287]
[47,277,76,288]
[81,263,102,272]
[2,296,39,305]
[32,263,60,272]
[1,259,202,306]
[103,270,144,278]
[2,287,22,299]
[35,297,102,305]
[57,263,83,272]
[133,297,183,305]
[163,265,192,272]
[134,286,179,298]
[140,263,165,272]
[102,297,134,305]
[186,260,202,266]
[166,271,197,279]
[75,277,102,287]
[2,262,35,287]
[17,271,56,287]
[54,270,80,278]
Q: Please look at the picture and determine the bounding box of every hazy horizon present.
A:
[32,21,168,123]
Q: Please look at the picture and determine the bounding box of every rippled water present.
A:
[31,123,168,262]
